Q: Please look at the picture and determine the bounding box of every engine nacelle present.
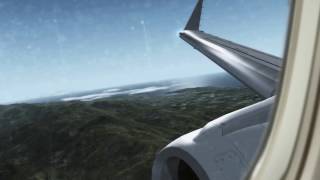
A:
[152,97,274,180]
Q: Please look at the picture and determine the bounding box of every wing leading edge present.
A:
[180,0,282,98]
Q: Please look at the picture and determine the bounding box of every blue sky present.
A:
[0,0,289,104]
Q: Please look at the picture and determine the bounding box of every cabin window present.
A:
[0,0,290,179]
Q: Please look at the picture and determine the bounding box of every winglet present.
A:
[184,0,203,30]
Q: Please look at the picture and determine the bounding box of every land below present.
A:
[0,77,262,180]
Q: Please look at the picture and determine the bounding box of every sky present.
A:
[0,0,289,104]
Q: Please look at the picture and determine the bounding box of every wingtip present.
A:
[184,0,203,31]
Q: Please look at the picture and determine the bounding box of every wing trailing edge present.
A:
[180,0,282,98]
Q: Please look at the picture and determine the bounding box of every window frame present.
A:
[248,0,320,179]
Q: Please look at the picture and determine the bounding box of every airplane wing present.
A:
[152,1,283,180]
[180,0,282,98]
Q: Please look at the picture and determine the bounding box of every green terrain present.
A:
[0,87,262,180]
